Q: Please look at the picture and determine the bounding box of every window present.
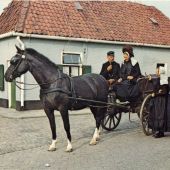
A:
[0,64,4,91]
[74,2,83,11]
[150,17,158,25]
[61,52,82,77]
[59,52,91,77]
[63,53,81,64]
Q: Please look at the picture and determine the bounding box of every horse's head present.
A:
[5,46,29,82]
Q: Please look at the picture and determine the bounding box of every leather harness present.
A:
[40,70,77,101]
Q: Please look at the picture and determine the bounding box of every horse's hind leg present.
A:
[44,108,57,151]
[89,107,106,145]
[60,108,73,152]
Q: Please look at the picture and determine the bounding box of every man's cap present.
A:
[107,51,115,56]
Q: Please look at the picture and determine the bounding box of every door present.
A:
[10,81,16,108]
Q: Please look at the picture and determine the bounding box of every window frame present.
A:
[61,51,83,66]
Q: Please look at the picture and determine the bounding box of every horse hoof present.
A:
[48,146,56,151]
[96,136,100,141]
[65,148,73,152]
[89,140,97,145]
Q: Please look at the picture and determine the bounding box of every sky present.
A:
[132,0,170,18]
[0,0,170,19]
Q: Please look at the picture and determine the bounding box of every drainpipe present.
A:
[16,36,25,110]
[20,75,24,109]
[7,60,11,108]
[8,82,11,108]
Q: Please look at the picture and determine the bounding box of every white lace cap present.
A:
[160,64,168,85]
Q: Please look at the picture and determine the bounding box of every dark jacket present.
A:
[100,61,120,80]
[120,59,141,81]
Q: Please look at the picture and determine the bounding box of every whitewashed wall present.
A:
[0,37,16,99]
[1,36,170,103]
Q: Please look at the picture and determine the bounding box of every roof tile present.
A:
[0,0,170,45]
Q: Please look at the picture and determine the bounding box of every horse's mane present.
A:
[25,48,59,70]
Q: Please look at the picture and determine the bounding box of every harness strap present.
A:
[40,88,72,95]
[40,70,77,100]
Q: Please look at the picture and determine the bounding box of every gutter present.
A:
[0,31,170,49]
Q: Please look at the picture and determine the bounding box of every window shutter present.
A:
[0,65,4,91]
[56,64,63,72]
[82,65,91,74]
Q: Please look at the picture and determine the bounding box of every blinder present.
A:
[10,52,27,77]
[10,55,22,65]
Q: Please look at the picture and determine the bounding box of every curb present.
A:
[0,108,91,119]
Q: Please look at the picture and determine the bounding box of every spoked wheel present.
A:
[140,94,153,136]
[101,107,122,131]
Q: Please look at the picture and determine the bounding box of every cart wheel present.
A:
[140,94,153,136]
[101,107,122,131]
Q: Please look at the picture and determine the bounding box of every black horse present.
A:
[5,46,108,152]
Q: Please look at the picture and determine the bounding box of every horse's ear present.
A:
[15,45,23,54]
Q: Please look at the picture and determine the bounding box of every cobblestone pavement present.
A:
[0,110,170,170]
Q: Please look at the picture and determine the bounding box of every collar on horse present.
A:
[40,70,77,99]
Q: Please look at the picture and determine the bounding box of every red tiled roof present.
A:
[0,0,170,45]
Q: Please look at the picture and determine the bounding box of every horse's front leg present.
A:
[90,107,105,145]
[60,108,73,152]
[44,108,57,151]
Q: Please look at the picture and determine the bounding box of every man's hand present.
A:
[159,89,163,93]
[118,78,122,83]
[127,76,134,80]
[108,79,115,84]
[107,65,112,71]
[148,75,152,80]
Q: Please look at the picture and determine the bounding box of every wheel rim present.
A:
[102,108,122,131]
[142,110,152,135]
[140,94,153,136]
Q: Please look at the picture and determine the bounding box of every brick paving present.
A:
[0,109,170,170]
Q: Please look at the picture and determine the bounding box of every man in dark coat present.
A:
[100,51,120,85]
[115,45,142,102]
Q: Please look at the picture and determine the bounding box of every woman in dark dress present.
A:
[148,64,169,138]
[115,45,142,102]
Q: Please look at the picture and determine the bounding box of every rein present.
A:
[14,76,68,90]
[13,67,69,90]
[67,96,129,108]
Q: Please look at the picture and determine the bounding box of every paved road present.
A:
[0,109,170,170]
